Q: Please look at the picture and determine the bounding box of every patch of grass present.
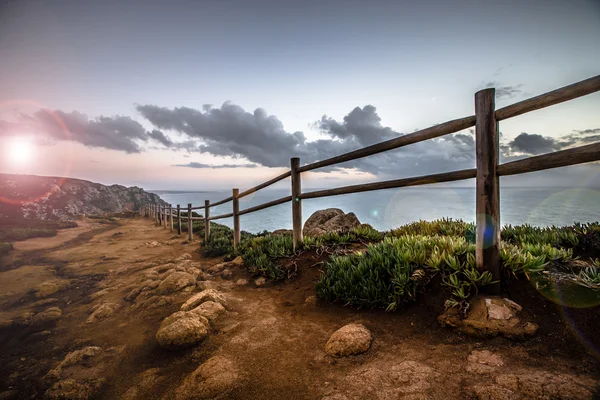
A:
[316,219,598,312]
[87,215,117,222]
[0,219,78,242]
[0,242,13,256]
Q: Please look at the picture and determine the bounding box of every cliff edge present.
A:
[0,173,165,220]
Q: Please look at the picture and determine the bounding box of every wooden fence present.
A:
[141,74,600,294]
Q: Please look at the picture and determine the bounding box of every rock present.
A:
[44,378,106,400]
[121,368,164,400]
[87,289,109,301]
[305,296,318,306]
[30,298,59,308]
[438,296,538,339]
[187,267,203,280]
[156,311,209,350]
[466,350,504,374]
[221,269,233,280]
[35,280,70,299]
[181,289,228,311]
[30,307,62,329]
[254,277,266,287]
[156,272,196,294]
[207,257,244,274]
[45,347,103,381]
[86,302,120,323]
[146,241,160,247]
[303,208,361,237]
[190,301,227,323]
[235,279,248,286]
[174,253,193,262]
[325,323,372,357]
[175,356,238,400]
[124,286,143,302]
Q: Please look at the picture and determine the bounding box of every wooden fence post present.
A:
[233,189,240,251]
[187,203,193,241]
[291,157,303,251]
[475,88,501,294]
[205,200,210,242]
[164,205,168,229]
[169,204,174,232]
[177,205,182,235]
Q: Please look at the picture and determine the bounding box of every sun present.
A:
[7,137,35,166]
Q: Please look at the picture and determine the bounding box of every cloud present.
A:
[508,132,563,155]
[483,81,524,100]
[148,129,173,147]
[0,109,167,153]
[174,162,258,169]
[137,103,307,167]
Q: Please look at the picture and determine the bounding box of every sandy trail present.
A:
[0,217,598,399]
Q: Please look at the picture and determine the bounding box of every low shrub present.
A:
[0,242,13,256]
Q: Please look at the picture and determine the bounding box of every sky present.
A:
[0,0,599,191]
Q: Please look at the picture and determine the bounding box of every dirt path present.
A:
[0,218,598,399]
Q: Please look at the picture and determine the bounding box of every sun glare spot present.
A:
[7,137,34,166]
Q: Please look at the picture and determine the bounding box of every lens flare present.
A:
[7,137,34,166]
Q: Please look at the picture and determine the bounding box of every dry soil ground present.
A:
[0,217,599,399]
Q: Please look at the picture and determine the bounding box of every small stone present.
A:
[156,272,196,294]
[503,298,523,312]
[181,289,228,311]
[325,323,372,357]
[86,302,120,323]
[305,296,318,306]
[235,279,248,286]
[466,350,504,373]
[190,301,227,323]
[174,253,193,262]
[221,269,233,280]
[254,277,266,287]
[30,307,62,328]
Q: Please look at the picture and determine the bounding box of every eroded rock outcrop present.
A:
[156,311,210,350]
[438,296,538,339]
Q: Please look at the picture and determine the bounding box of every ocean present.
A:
[155,186,600,233]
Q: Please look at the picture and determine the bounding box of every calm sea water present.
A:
[156,186,600,233]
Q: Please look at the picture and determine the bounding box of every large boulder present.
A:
[175,356,239,399]
[325,323,372,357]
[156,311,209,350]
[86,302,120,324]
[303,208,361,237]
[44,378,106,400]
[438,296,538,339]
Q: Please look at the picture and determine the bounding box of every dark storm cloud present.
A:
[483,81,524,100]
[136,103,307,167]
[508,132,562,155]
[315,105,395,146]
[0,109,167,153]
[174,162,258,169]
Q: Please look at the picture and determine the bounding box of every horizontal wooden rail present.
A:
[498,142,600,176]
[208,196,233,208]
[238,195,292,216]
[190,205,206,210]
[297,116,476,173]
[238,171,291,199]
[207,212,234,221]
[496,75,600,121]
[300,168,477,199]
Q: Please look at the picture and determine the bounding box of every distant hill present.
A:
[0,174,165,220]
